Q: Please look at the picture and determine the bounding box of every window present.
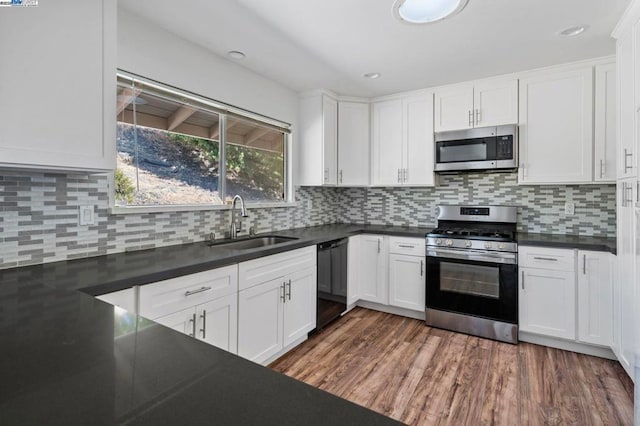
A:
[114,72,290,209]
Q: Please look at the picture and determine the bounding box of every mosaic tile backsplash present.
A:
[0,171,615,269]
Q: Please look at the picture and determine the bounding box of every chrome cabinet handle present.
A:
[377,239,381,253]
[521,270,525,290]
[583,254,586,275]
[189,313,196,337]
[468,110,473,127]
[533,257,558,262]
[280,283,286,303]
[398,244,415,248]
[184,286,212,297]
[286,279,292,300]
[475,108,480,125]
[339,169,343,184]
[200,310,206,339]
[420,260,424,277]
[599,159,604,179]
[624,149,633,173]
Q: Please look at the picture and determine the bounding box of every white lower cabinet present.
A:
[519,267,576,340]
[138,265,239,354]
[387,237,426,312]
[357,235,388,304]
[577,251,613,347]
[237,246,317,364]
[388,254,425,312]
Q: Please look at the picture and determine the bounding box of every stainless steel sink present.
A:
[206,235,298,250]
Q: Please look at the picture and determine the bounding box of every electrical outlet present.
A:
[79,205,95,225]
[564,202,575,216]
[307,199,312,210]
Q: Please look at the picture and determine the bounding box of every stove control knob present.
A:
[498,243,505,250]
[445,239,453,247]
[484,242,493,250]
[435,238,443,245]
[465,240,472,248]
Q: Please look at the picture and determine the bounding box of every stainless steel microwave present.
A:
[434,125,518,172]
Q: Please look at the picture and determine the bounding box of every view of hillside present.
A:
[115,123,284,206]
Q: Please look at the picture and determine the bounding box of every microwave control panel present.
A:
[496,135,514,160]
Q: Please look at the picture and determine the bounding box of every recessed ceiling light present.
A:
[227,50,246,60]
[392,0,469,24]
[364,72,381,79]
[559,25,588,37]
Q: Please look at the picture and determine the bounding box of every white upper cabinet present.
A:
[299,93,338,185]
[371,91,435,186]
[617,32,636,179]
[0,0,116,172]
[338,102,370,186]
[518,67,594,184]
[371,99,404,185]
[434,79,518,132]
[594,63,617,182]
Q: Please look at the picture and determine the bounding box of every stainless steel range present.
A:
[425,205,518,344]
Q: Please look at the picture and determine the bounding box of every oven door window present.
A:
[439,262,499,299]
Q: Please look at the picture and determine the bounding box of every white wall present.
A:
[117,8,299,129]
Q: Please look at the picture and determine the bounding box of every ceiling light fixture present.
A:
[364,72,381,79]
[392,0,469,24]
[558,25,588,37]
[227,50,246,60]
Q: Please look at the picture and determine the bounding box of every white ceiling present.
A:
[119,0,630,97]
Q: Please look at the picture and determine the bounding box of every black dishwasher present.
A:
[316,238,348,331]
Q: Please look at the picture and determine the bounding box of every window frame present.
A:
[110,70,294,214]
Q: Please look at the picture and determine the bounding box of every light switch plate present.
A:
[564,202,575,216]
[79,205,95,226]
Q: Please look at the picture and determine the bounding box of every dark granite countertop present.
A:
[0,224,430,425]
[0,265,400,425]
[518,233,616,255]
[9,223,431,296]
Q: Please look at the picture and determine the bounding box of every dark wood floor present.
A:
[270,308,634,425]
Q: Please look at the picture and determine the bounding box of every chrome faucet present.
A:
[230,195,248,240]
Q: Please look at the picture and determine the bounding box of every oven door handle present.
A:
[427,248,517,264]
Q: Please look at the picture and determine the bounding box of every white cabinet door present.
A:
[434,84,474,132]
[238,278,284,364]
[404,93,435,186]
[519,268,576,340]
[323,95,339,185]
[96,288,137,314]
[473,79,518,127]
[594,63,617,182]
[577,251,612,347]
[338,102,370,186]
[519,68,594,184]
[347,236,360,306]
[358,235,388,304]
[197,294,238,354]
[388,254,425,312]
[0,0,116,172]
[371,99,404,185]
[617,33,636,178]
[283,268,317,347]
[154,307,197,337]
[616,179,636,377]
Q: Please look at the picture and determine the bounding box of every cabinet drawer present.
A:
[239,246,316,291]
[518,246,575,271]
[388,236,426,257]
[139,265,238,320]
